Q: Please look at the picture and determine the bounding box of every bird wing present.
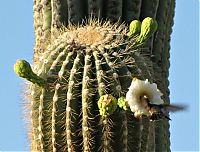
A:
[165,104,187,112]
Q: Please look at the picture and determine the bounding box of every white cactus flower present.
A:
[126,78,164,117]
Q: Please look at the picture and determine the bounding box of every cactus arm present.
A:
[122,0,142,22]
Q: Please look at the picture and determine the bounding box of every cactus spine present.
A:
[18,0,176,151]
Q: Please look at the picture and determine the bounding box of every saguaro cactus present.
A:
[15,18,160,151]
[16,0,176,151]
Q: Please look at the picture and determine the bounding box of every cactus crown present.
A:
[55,19,128,47]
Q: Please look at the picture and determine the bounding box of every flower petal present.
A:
[126,78,164,116]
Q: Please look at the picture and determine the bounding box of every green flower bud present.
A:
[98,94,118,117]
[14,60,32,78]
[14,59,46,87]
[117,96,128,111]
[127,20,141,38]
[138,17,158,43]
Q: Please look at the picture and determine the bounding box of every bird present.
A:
[140,95,186,121]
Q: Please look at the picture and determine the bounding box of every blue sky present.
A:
[0,1,199,151]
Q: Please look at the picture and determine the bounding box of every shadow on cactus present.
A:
[14,17,160,152]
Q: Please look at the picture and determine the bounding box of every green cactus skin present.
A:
[140,0,159,20]
[51,0,68,28]
[152,1,176,152]
[42,0,52,32]
[122,0,142,23]
[103,0,123,22]
[18,20,160,151]
[29,1,175,151]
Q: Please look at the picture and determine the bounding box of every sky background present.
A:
[0,1,199,151]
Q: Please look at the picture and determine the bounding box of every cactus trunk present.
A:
[28,0,176,151]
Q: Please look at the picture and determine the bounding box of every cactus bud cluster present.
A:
[128,17,158,44]
[98,94,118,117]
